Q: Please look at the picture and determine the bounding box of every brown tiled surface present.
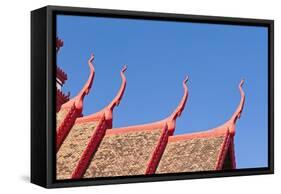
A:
[83,129,162,178]
[56,121,97,180]
[156,136,225,174]
[56,107,71,129]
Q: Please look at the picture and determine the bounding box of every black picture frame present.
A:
[31,5,274,188]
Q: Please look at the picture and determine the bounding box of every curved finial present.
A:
[107,65,127,110]
[74,53,95,110]
[168,76,189,121]
[230,79,245,123]
[121,64,127,73]
[227,79,245,135]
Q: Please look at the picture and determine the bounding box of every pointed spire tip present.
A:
[239,79,245,87]
[122,64,127,73]
[89,53,95,63]
[183,75,189,84]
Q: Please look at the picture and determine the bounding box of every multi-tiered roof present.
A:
[56,38,245,180]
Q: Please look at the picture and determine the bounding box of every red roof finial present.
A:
[107,65,127,110]
[170,76,189,119]
[165,76,189,134]
[227,79,245,135]
[74,53,95,110]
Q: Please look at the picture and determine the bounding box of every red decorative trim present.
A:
[106,122,166,135]
[224,80,246,135]
[103,76,189,136]
[73,53,95,111]
[75,114,102,124]
[215,130,231,170]
[107,65,127,111]
[164,76,189,135]
[168,79,245,144]
[145,125,169,174]
[71,115,106,179]
[168,127,228,142]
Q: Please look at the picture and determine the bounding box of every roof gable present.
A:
[156,130,231,174]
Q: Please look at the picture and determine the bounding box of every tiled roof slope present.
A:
[156,129,231,173]
[84,127,165,178]
[83,77,189,177]
[82,79,244,178]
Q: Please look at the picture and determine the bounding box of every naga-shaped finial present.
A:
[107,65,127,111]
[169,76,189,120]
[227,79,245,135]
[74,53,95,110]
[165,76,189,134]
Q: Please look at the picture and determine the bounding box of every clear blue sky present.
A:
[57,15,268,169]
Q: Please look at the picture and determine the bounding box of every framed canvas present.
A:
[31,5,274,188]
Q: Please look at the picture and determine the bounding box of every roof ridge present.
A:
[96,76,189,135]
[168,79,246,141]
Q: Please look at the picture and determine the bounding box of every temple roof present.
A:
[55,39,245,180]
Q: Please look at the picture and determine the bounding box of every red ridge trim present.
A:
[106,122,166,135]
[75,115,102,124]
[56,105,80,152]
[98,76,189,136]
[168,128,228,142]
[145,125,169,174]
[168,79,245,143]
[215,130,231,170]
[71,115,106,179]
[229,138,236,168]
